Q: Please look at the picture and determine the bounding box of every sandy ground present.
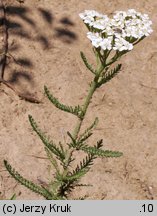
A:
[0,0,157,199]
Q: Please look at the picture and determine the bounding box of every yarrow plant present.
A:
[4,9,153,199]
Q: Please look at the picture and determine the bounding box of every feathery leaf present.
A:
[29,115,65,162]
[67,131,77,148]
[81,145,123,157]
[80,51,96,74]
[97,64,122,88]
[4,160,53,199]
[44,86,84,119]
[78,117,98,144]
[95,139,103,149]
[66,154,96,181]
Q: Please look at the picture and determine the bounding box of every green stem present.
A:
[72,80,97,140]
[63,64,104,178]
[60,63,106,197]
[72,64,105,140]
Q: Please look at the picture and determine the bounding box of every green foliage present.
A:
[67,131,77,148]
[79,139,123,157]
[80,51,96,74]
[81,145,123,157]
[78,117,99,143]
[4,160,55,200]
[29,115,66,163]
[4,30,124,199]
[44,86,84,119]
[67,118,99,149]
[97,64,122,88]
[66,154,96,181]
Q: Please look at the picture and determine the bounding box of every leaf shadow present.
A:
[0,3,78,95]
[38,8,54,25]
[8,70,34,85]
[54,27,77,44]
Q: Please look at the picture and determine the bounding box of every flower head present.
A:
[79,9,153,52]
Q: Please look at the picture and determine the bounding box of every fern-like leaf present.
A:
[4,160,53,200]
[81,145,123,157]
[68,118,99,149]
[95,139,103,149]
[78,132,93,146]
[80,51,96,74]
[54,164,93,197]
[67,131,77,148]
[44,86,84,119]
[65,170,87,181]
[78,117,98,144]
[66,154,96,181]
[29,115,65,162]
[97,64,122,88]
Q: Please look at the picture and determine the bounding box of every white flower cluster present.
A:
[79,9,153,52]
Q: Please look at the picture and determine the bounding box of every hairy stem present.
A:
[73,63,105,140]
[72,81,97,140]
[60,63,105,196]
